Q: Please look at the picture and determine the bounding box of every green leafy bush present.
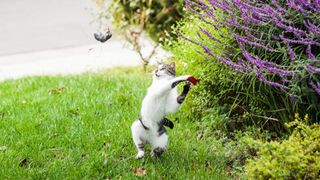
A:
[98,0,184,66]
[221,130,260,176]
[109,0,184,42]
[245,114,320,179]
[183,0,320,123]
[166,0,320,133]
[167,16,233,130]
[167,13,296,133]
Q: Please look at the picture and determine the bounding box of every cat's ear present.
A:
[169,62,176,69]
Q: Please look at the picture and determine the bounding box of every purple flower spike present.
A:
[256,69,288,90]
[201,44,249,72]
[274,19,308,38]
[309,81,320,95]
[306,44,315,59]
[232,32,275,52]
[271,0,287,14]
[217,56,245,72]
[304,20,320,36]
[289,94,297,102]
[202,45,216,57]
[306,64,320,74]
[199,27,223,44]
[280,34,296,60]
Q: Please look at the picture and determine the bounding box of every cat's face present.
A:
[153,62,176,80]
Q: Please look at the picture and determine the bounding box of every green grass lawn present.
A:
[0,68,226,179]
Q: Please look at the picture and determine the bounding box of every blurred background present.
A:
[0,0,96,55]
[0,0,145,81]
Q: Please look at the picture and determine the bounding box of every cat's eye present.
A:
[159,68,165,71]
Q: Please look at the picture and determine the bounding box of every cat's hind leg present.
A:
[150,127,169,158]
[131,119,147,159]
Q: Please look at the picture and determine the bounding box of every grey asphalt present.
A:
[0,0,166,81]
[0,0,97,56]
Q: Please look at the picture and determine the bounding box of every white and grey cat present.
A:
[131,62,192,159]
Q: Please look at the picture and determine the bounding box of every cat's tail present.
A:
[162,117,174,129]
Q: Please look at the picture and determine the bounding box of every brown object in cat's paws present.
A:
[187,76,200,85]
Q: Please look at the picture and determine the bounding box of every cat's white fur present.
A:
[131,64,191,159]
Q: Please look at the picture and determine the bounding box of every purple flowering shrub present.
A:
[170,16,284,132]
[184,0,320,120]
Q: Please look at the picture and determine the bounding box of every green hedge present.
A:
[167,14,294,133]
[109,0,184,42]
[245,114,320,179]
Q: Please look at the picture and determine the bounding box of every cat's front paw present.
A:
[135,151,145,159]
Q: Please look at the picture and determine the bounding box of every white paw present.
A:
[136,151,145,159]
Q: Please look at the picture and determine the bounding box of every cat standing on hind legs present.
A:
[131,62,198,159]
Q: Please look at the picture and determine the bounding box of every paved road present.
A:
[0,0,167,81]
[0,0,97,55]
